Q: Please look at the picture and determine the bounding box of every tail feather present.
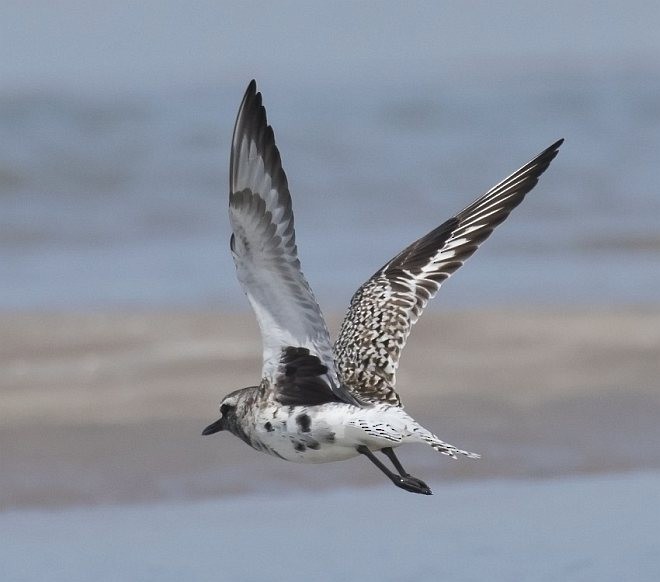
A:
[421,432,481,459]
[431,440,481,459]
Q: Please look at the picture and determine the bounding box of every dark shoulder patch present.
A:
[275,347,343,407]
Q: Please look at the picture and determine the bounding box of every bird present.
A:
[202,80,563,495]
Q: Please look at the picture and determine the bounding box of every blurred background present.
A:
[1,2,659,580]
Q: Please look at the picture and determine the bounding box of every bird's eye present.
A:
[220,403,231,416]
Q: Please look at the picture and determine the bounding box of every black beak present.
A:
[202,417,224,435]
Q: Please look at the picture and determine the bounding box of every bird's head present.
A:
[201,387,258,438]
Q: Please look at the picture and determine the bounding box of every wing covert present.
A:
[334,139,564,406]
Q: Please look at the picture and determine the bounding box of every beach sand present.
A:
[2,308,659,510]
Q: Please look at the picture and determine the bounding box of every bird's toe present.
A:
[396,475,433,495]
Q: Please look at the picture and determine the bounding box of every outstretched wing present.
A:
[334,139,564,406]
[230,80,359,405]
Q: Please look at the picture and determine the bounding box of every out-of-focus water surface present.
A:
[3,473,660,582]
[1,1,659,310]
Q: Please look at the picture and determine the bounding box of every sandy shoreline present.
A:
[2,308,659,509]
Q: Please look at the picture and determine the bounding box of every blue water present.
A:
[3,473,660,581]
[1,2,659,310]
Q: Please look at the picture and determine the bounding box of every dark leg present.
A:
[381,447,409,476]
[381,447,432,493]
[357,445,432,495]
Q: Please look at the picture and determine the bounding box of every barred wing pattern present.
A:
[230,81,359,405]
[334,139,563,406]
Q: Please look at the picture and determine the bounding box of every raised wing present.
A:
[229,81,359,405]
[334,139,563,406]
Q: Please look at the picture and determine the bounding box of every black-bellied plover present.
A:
[203,80,563,495]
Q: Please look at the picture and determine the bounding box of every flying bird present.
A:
[203,80,563,495]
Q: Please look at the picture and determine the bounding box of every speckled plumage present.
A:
[334,134,562,406]
[215,382,478,465]
[203,80,562,494]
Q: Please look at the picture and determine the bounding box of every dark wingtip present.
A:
[544,138,564,159]
[238,80,260,117]
[540,137,564,156]
[526,138,564,174]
